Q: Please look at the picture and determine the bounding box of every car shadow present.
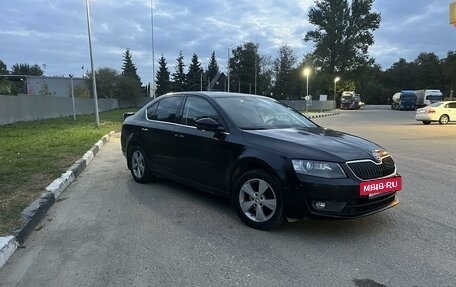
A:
[126,177,397,240]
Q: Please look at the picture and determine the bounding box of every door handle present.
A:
[174,134,184,138]
[141,128,149,131]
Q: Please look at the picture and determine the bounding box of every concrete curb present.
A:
[0,131,115,269]
[305,112,340,119]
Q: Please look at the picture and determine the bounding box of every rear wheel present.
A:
[422,121,431,125]
[439,115,449,125]
[128,146,152,183]
[233,170,284,230]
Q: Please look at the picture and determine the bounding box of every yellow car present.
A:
[415,101,456,125]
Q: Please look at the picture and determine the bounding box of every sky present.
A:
[0,0,455,85]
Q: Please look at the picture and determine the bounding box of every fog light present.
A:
[315,202,326,209]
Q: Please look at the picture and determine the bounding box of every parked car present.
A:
[121,92,402,229]
[415,101,456,125]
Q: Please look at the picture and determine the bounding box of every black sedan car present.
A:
[121,92,401,229]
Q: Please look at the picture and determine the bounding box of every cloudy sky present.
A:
[0,0,454,84]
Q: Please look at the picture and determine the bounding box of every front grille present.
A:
[346,156,396,180]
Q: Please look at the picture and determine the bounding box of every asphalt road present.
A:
[1,107,455,287]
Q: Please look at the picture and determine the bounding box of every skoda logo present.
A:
[373,150,382,162]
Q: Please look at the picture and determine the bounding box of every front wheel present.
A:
[128,146,153,183]
[422,121,431,125]
[439,115,449,125]
[233,170,284,230]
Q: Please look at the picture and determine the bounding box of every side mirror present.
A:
[195,118,225,132]
[123,112,135,120]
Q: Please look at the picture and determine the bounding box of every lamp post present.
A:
[303,67,311,113]
[334,76,340,110]
[69,74,76,121]
[85,0,100,128]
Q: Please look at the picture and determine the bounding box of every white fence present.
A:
[0,94,118,125]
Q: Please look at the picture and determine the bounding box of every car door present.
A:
[173,96,236,194]
[140,96,183,176]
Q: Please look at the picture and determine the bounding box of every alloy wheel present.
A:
[239,178,277,222]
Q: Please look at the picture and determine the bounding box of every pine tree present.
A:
[206,51,220,84]
[171,51,186,92]
[186,54,203,91]
[155,55,172,96]
[121,49,142,86]
[119,49,143,106]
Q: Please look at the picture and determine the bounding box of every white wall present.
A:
[0,94,118,125]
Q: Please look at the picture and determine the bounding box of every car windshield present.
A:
[214,96,317,130]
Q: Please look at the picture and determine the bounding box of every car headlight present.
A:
[292,160,346,178]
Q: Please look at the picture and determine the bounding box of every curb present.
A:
[305,112,340,119]
[0,131,115,269]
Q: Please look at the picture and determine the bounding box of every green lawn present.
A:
[0,108,137,236]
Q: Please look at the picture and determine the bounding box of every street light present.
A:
[303,67,311,113]
[85,0,100,128]
[334,76,340,110]
[69,74,76,121]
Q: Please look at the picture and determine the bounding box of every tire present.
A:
[422,121,431,125]
[439,115,449,125]
[233,170,284,230]
[128,145,153,183]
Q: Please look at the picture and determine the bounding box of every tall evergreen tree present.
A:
[206,51,220,84]
[119,49,143,106]
[304,0,380,74]
[171,51,186,92]
[186,54,204,91]
[155,55,172,96]
[121,49,142,86]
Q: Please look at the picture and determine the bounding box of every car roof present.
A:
[160,91,272,100]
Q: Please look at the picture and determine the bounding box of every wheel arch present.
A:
[227,157,282,196]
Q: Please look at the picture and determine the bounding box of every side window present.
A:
[146,102,158,120]
[447,102,456,108]
[181,97,220,127]
[149,96,182,123]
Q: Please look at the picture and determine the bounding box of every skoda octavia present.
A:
[121,92,401,229]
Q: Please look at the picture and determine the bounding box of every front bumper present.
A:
[284,175,400,219]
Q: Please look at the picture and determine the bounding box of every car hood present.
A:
[242,127,383,162]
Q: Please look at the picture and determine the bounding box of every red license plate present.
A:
[359,176,402,197]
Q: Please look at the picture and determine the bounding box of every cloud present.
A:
[0,0,454,83]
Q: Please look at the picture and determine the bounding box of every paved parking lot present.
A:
[1,108,455,287]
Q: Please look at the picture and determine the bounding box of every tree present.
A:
[229,42,261,94]
[95,67,119,99]
[186,54,203,91]
[0,60,11,94]
[121,49,142,86]
[155,55,172,96]
[11,63,43,76]
[272,44,297,99]
[304,0,381,74]
[414,52,442,89]
[117,75,143,107]
[171,51,186,92]
[441,51,456,98]
[206,51,220,84]
[119,49,143,105]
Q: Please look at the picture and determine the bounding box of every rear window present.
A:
[429,102,444,107]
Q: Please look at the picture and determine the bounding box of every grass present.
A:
[0,108,137,236]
